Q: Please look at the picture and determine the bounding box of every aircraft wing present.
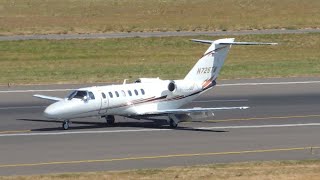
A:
[33,94,63,102]
[140,106,249,115]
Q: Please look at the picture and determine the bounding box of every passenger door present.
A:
[83,91,102,117]
[99,92,109,115]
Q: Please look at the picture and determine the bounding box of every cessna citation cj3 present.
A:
[34,38,276,130]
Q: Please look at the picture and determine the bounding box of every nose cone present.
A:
[44,104,58,119]
[44,102,67,119]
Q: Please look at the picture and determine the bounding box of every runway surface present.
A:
[1,29,320,41]
[0,77,319,176]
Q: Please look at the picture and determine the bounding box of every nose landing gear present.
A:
[62,120,70,130]
[169,119,178,128]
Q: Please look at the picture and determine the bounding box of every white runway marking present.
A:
[0,123,320,137]
[1,81,320,93]
[0,106,46,110]
[201,123,320,129]
[193,99,248,102]
[218,81,320,87]
[0,128,170,137]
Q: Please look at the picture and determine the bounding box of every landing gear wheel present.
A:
[169,119,178,128]
[62,120,70,130]
[105,115,115,125]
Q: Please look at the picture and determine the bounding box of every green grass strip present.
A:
[0,33,319,85]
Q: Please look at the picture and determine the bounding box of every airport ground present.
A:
[1,1,320,177]
[0,77,319,177]
[0,32,319,178]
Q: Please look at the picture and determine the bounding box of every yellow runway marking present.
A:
[206,114,320,123]
[0,146,319,168]
[0,130,31,134]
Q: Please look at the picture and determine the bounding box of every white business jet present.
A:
[34,38,276,130]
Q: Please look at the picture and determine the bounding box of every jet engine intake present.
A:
[167,81,176,92]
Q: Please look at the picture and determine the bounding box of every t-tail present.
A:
[184,38,277,89]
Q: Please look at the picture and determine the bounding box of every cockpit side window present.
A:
[70,91,88,99]
[88,92,95,100]
[67,91,77,100]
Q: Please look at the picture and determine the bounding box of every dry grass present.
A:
[0,33,319,85]
[0,0,319,35]
[1,160,320,180]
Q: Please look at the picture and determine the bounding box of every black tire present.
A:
[62,120,69,130]
[169,119,178,128]
[105,115,115,125]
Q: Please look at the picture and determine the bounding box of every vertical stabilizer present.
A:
[184,38,276,89]
[184,38,234,88]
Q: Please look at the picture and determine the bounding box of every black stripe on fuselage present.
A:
[65,81,217,118]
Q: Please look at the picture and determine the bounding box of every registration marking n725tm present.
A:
[197,66,217,74]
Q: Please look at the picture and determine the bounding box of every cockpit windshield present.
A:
[67,90,88,100]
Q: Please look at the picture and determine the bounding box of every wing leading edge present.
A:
[33,94,63,102]
[191,39,277,45]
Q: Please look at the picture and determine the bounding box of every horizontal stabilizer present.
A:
[191,39,277,45]
[33,94,63,101]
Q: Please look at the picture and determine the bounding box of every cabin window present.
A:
[115,91,119,97]
[134,89,138,95]
[101,93,106,99]
[121,90,126,97]
[140,89,145,95]
[108,92,113,98]
[128,90,132,96]
[88,92,95,99]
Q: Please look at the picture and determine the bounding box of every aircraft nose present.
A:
[44,104,58,119]
[44,102,66,119]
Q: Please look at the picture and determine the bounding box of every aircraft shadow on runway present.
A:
[16,118,227,133]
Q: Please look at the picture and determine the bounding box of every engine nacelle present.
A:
[174,80,200,93]
[164,80,200,94]
[135,78,161,83]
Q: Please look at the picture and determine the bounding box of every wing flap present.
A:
[141,106,249,115]
[33,94,63,101]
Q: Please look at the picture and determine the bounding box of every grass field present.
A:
[0,0,319,35]
[0,160,320,180]
[0,33,319,85]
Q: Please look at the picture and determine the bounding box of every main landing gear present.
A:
[62,120,70,130]
[105,115,115,125]
[169,118,178,128]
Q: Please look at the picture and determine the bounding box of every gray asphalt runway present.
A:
[0,77,319,176]
[1,29,320,41]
